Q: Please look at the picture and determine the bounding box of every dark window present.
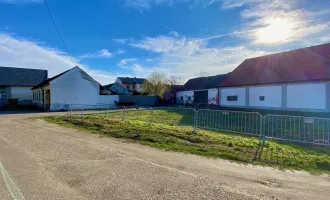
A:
[180,96,183,100]
[132,85,135,89]
[227,96,238,101]
[188,96,192,101]
[259,96,265,101]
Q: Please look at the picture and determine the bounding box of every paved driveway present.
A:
[0,112,329,200]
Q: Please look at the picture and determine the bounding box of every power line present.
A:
[43,0,75,66]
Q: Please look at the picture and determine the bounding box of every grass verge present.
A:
[40,114,330,174]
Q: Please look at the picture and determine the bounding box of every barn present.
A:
[32,66,118,111]
[176,74,228,105]
[219,42,330,112]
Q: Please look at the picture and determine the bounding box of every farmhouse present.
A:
[176,74,228,105]
[219,42,330,112]
[0,66,47,107]
[32,66,118,111]
[115,77,146,94]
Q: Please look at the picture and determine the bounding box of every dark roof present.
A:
[0,66,48,86]
[183,74,229,90]
[220,42,330,87]
[32,70,69,89]
[118,77,146,84]
[171,85,184,92]
[104,83,114,88]
[103,82,129,95]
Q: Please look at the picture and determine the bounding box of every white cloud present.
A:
[220,0,262,9]
[0,33,118,84]
[146,58,152,62]
[80,49,112,59]
[129,34,269,81]
[320,36,330,43]
[130,35,192,53]
[116,49,125,54]
[113,38,133,44]
[221,0,330,45]
[169,31,179,37]
[122,0,222,11]
[118,58,137,66]
[131,64,145,72]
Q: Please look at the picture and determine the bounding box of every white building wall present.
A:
[135,83,144,92]
[220,88,245,106]
[176,90,194,104]
[287,83,326,110]
[249,86,282,108]
[99,95,119,105]
[49,67,101,111]
[208,89,218,105]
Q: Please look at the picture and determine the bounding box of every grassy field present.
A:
[41,110,330,174]
[100,108,329,144]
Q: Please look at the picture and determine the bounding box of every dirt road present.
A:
[0,112,329,200]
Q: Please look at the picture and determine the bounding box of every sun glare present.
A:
[255,18,294,44]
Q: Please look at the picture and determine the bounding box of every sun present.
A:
[255,18,294,44]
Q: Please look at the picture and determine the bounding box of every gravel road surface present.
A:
[0,112,329,200]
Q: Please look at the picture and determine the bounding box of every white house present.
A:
[115,77,145,94]
[219,42,330,112]
[0,66,48,107]
[176,74,228,105]
[32,66,118,111]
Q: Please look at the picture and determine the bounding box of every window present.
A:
[188,96,192,101]
[227,96,238,101]
[259,96,265,101]
[132,85,135,89]
[180,96,183,101]
[140,84,143,89]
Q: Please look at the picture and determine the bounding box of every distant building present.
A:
[115,77,146,94]
[103,82,129,95]
[219,42,330,112]
[164,85,184,104]
[176,74,228,105]
[32,66,118,111]
[0,66,48,107]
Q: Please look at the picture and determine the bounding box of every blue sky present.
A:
[1,0,330,84]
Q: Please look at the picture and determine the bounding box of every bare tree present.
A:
[199,71,209,77]
[143,72,169,98]
[167,76,183,91]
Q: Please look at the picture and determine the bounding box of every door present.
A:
[45,90,50,109]
[194,90,208,104]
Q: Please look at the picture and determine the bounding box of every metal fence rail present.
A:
[264,114,330,145]
[152,107,195,126]
[197,109,262,136]
[66,105,330,146]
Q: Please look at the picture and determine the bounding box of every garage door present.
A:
[194,90,208,104]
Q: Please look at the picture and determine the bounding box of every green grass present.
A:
[39,111,330,174]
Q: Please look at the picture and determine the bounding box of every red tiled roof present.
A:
[220,43,330,87]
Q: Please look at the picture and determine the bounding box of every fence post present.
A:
[67,105,71,115]
[81,105,84,116]
[150,107,153,123]
[193,109,198,133]
[260,115,266,146]
[104,106,108,119]
[122,106,126,121]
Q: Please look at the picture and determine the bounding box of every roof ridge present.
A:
[245,42,330,62]
[0,66,47,71]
